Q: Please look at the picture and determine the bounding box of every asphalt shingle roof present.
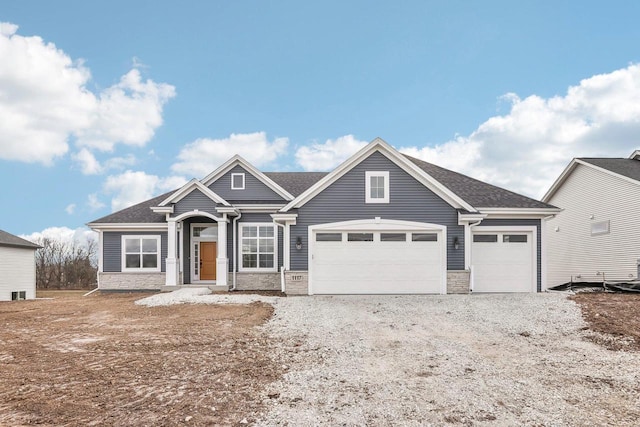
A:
[89,191,174,224]
[403,155,555,209]
[579,158,640,183]
[89,155,555,225]
[264,172,329,197]
[0,229,41,249]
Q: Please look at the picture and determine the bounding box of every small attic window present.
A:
[231,173,245,190]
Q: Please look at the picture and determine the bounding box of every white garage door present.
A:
[471,228,536,293]
[311,229,445,294]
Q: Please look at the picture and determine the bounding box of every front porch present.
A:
[165,210,235,289]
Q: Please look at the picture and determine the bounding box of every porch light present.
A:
[453,236,460,250]
[296,236,303,250]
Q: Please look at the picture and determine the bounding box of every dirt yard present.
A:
[0,292,281,426]
[571,291,640,351]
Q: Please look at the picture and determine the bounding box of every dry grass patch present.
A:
[571,292,640,351]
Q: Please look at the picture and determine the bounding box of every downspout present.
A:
[274,221,286,292]
[467,219,483,293]
[231,211,242,291]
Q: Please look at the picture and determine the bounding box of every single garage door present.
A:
[311,229,445,294]
[471,229,536,293]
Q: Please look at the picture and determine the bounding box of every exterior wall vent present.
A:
[11,291,26,301]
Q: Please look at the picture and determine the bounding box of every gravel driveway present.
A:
[256,293,640,426]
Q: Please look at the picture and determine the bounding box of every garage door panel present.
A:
[312,229,444,294]
[472,231,534,293]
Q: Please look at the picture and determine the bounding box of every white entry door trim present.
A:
[308,218,447,295]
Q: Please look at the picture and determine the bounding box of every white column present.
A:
[464,222,471,270]
[283,222,291,270]
[166,219,178,286]
[216,216,229,286]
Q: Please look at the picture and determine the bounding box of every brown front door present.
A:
[200,242,217,280]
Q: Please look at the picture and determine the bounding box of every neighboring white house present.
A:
[542,150,640,287]
[0,229,40,301]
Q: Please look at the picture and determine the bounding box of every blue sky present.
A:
[2,1,640,241]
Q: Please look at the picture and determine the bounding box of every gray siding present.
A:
[290,151,464,270]
[480,218,542,292]
[229,213,283,272]
[172,189,218,216]
[209,165,285,202]
[103,231,168,272]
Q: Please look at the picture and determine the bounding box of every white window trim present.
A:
[365,171,389,203]
[121,235,161,272]
[231,173,245,190]
[238,222,278,273]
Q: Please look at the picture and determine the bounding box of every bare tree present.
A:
[34,236,97,289]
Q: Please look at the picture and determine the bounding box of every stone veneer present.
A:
[284,271,309,295]
[447,270,470,294]
[232,272,281,291]
[99,272,165,290]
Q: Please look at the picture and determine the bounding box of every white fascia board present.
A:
[88,223,168,231]
[158,179,230,207]
[200,155,294,201]
[234,204,286,211]
[541,159,579,202]
[215,206,240,215]
[478,208,562,219]
[458,212,487,225]
[271,213,298,224]
[629,150,640,160]
[151,206,174,214]
[281,137,476,212]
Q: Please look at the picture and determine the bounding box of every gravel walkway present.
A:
[256,294,640,426]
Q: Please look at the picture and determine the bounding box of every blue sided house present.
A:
[88,138,559,295]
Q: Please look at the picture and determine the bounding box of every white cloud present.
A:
[295,135,368,171]
[20,226,97,250]
[75,69,176,151]
[87,193,105,211]
[71,149,137,175]
[72,148,102,174]
[65,203,76,215]
[0,23,175,165]
[400,64,640,198]
[104,170,187,212]
[171,132,289,177]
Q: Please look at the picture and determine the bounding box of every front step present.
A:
[161,285,229,292]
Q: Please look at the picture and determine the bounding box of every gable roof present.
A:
[543,153,640,202]
[0,229,41,249]
[281,138,478,212]
[157,179,230,207]
[90,139,557,226]
[201,155,294,201]
[404,155,555,209]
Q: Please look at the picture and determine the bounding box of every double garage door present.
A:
[471,228,536,293]
[311,226,446,294]
[309,222,537,294]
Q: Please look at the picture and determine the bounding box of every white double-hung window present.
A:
[239,223,276,271]
[365,171,389,203]
[122,235,161,272]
